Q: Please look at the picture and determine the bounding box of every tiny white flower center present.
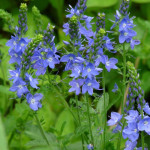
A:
[124,32,128,36]
[123,23,126,28]
[39,56,41,59]
[29,77,32,81]
[16,73,19,77]
[87,68,91,72]
[14,53,18,57]
[76,83,79,88]
[18,85,23,89]
[88,83,92,86]
[106,61,110,66]
[48,57,53,62]
[144,121,148,125]
[134,129,137,132]
[69,57,73,60]
[31,98,35,104]
[13,41,16,45]
[21,43,25,47]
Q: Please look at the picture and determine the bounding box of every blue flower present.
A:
[124,140,137,150]
[130,39,140,50]
[69,79,84,95]
[143,103,150,115]
[103,36,114,51]
[138,117,150,135]
[31,50,43,64]
[26,93,43,111]
[33,61,47,76]
[16,38,30,53]
[6,35,19,53]
[123,122,139,142]
[124,110,139,123]
[112,83,118,93]
[9,78,29,98]
[82,78,99,95]
[9,50,22,65]
[70,63,83,78]
[119,30,137,44]
[102,55,118,72]
[82,63,102,79]
[9,68,20,83]
[87,144,94,150]
[25,73,39,89]
[46,51,59,69]
[60,54,76,71]
[107,112,122,126]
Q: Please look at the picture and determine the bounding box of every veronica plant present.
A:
[5,0,150,150]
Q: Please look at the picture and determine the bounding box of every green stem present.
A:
[117,44,127,150]
[75,95,85,150]
[122,44,126,114]
[34,113,50,145]
[85,93,94,146]
[102,68,106,150]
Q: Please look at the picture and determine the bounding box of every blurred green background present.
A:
[0,0,150,149]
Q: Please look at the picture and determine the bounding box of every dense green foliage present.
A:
[0,0,150,149]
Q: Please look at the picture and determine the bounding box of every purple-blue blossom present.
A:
[25,73,39,89]
[9,78,29,98]
[107,112,122,126]
[26,93,43,111]
[82,78,99,95]
[69,79,84,95]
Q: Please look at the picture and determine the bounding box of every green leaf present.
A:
[141,71,150,92]
[96,93,109,114]
[49,0,64,24]
[55,109,75,136]
[87,0,118,8]
[0,116,8,150]
[132,0,150,3]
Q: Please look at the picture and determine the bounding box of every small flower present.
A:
[102,55,118,72]
[124,110,139,123]
[69,79,84,95]
[87,144,94,150]
[82,63,102,79]
[138,117,150,135]
[82,78,99,95]
[46,51,59,69]
[107,112,122,126]
[112,83,118,93]
[124,140,137,150]
[9,78,29,97]
[26,93,43,111]
[123,122,139,142]
[143,103,150,115]
[9,68,20,83]
[25,73,39,89]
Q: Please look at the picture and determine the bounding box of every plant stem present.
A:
[85,93,94,146]
[117,44,127,150]
[122,44,126,114]
[102,68,106,150]
[75,95,85,150]
[34,113,50,146]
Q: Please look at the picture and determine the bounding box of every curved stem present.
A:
[75,95,85,150]
[34,113,50,146]
[117,44,127,150]
[85,93,94,146]
[102,68,106,150]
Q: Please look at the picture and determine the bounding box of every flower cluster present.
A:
[7,3,60,111]
[107,62,149,150]
[111,0,140,50]
[61,0,118,96]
